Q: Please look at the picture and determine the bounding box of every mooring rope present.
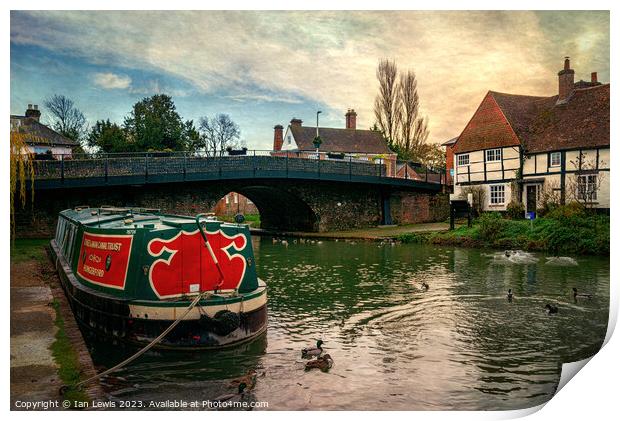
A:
[71,291,206,390]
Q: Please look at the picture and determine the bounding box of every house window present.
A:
[457,154,470,166]
[577,175,598,201]
[287,135,292,145]
[550,152,561,167]
[490,185,505,205]
[486,148,502,162]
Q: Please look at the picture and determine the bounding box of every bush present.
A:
[546,202,587,220]
[506,201,525,220]
[477,212,506,241]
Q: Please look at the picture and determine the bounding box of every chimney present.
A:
[591,72,598,83]
[25,104,41,121]
[345,109,357,129]
[290,118,302,127]
[273,124,284,151]
[557,56,575,103]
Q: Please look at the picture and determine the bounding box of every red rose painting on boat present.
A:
[147,229,247,298]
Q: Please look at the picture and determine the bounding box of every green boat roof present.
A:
[60,207,238,231]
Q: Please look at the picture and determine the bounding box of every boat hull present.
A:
[50,239,268,350]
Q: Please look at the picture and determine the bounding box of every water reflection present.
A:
[89,239,609,410]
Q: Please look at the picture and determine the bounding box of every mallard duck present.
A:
[305,354,334,372]
[545,304,558,314]
[507,289,513,302]
[213,382,247,404]
[421,282,429,291]
[301,340,324,358]
[230,369,257,390]
[572,288,592,299]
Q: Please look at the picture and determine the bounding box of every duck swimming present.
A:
[545,304,559,314]
[573,287,593,300]
[305,354,334,372]
[507,289,513,302]
[301,340,324,358]
[230,369,257,391]
[213,382,247,404]
[421,282,429,291]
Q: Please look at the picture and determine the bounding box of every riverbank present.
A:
[252,221,450,241]
[399,209,610,256]
[10,239,104,409]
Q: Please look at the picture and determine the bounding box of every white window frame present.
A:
[457,154,470,166]
[489,184,505,205]
[485,148,502,162]
[577,174,598,201]
[550,152,561,167]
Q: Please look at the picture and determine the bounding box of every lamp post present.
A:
[314,110,322,158]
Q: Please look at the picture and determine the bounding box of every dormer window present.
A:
[287,135,291,145]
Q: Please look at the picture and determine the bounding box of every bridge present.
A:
[17,151,449,237]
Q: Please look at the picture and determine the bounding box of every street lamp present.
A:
[313,110,322,158]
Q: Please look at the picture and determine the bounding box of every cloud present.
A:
[12,11,609,143]
[92,72,131,90]
[128,79,189,97]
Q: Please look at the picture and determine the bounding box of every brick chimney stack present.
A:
[273,124,284,151]
[557,57,575,103]
[25,104,41,121]
[345,109,357,129]
[290,118,302,127]
[591,72,598,83]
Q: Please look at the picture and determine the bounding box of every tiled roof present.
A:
[289,125,394,154]
[10,116,79,146]
[453,84,609,154]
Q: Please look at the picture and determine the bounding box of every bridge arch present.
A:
[213,185,319,232]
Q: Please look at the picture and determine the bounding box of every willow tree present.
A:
[10,131,35,238]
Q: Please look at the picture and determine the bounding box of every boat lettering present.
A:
[77,232,133,290]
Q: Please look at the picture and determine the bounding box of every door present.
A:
[526,185,537,213]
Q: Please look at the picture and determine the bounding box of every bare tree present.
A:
[566,154,605,210]
[374,59,400,147]
[397,70,429,158]
[43,94,87,141]
[199,114,242,156]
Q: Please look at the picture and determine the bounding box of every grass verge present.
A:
[50,299,90,405]
[399,206,609,256]
[10,238,49,264]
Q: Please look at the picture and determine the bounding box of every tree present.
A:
[43,94,87,141]
[10,131,35,238]
[183,120,202,153]
[374,59,400,149]
[124,94,193,152]
[417,142,445,169]
[87,119,131,153]
[373,60,430,161]
[199,114,242,155]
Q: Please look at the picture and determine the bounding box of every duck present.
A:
[213,382,247,404]
[545,304,559,314]
[421,282,429,291]
[305,354,334,372]
[229,369,257,391]
[504,250,512,258]
[282,240,289,246]
[301,340,324,358]
[507,289,513,302]
[272,237,278,244]
[572,287,592,300]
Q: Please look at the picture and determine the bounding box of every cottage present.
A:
[10,104,79,159]
[272,109,397,176]
[451,58,609,213]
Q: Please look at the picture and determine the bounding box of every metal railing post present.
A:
[145,153,149,181]
[286,153,289,177]
[349,155,352,180]
[105,154,109,182]
[253,150,256,177]
[60,154,65,183]
[183,152,187,181]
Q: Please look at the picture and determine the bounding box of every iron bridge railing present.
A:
[28,150,446,189]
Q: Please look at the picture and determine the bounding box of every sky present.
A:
[10,10,610,150]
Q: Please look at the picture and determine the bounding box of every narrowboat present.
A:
[50,207,267,349]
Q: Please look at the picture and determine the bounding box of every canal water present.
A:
[89,238,609,410]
